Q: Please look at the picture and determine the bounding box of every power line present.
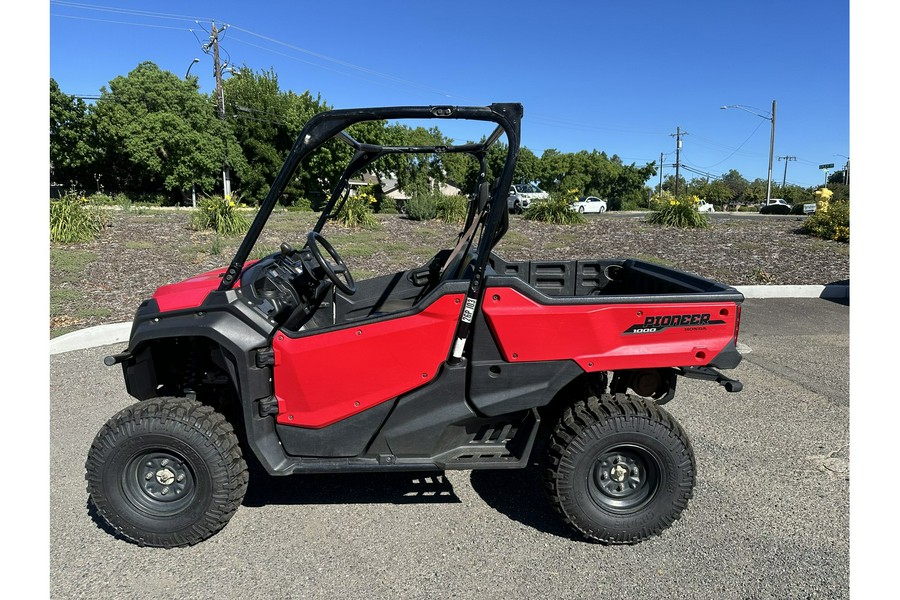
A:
[50,13,190,31]
[50,1,213,23]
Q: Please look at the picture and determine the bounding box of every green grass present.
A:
[124,241,155,250]
[50,249,97,282]
[250,245,280,260]
[50,289,82,315]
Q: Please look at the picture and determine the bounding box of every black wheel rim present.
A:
[122,450,196,516]
[587,444,661,513]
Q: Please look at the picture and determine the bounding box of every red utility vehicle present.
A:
[87,104,744,548]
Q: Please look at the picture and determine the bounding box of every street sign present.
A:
[818,163,834,169]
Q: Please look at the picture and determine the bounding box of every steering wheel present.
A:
[306,231,357,295]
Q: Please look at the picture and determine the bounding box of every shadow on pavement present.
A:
[242,469,460,507]
[468,465,582,542]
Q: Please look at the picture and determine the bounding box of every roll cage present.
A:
[217,103,523,363]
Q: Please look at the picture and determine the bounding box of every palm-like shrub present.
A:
[190,194,251,236]
[50,192,108,243]
[435,194,469,224]
[523,190,586,224]
[648,193,709,228]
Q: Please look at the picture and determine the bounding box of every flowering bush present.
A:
[803,197,849,243]
[523,188,586,224]
[647,192,709,228]
[190,193,251,236]
[334,191,378,229]
[50,192,108,243]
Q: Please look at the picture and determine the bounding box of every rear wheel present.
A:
[85,397,248,547]
[542,393,695,544]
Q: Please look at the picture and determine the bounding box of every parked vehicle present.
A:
[88,104,744,549]
[507,182,549,213]
[697,200,716,213]
[571,195,608,213]
[759,198,792,215]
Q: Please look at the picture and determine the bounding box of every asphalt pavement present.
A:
[48,297,849,600]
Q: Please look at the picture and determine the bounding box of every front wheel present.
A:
[85,397,248,548]
[542,394,695,544]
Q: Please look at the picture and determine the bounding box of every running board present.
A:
[432,409,539,470]
[274,409,540,475]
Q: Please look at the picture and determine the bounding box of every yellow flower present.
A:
[669,200,677,206]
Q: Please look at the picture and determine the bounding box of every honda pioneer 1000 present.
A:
[87,104,744,547]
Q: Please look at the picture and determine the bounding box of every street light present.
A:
[721,100,777,203]
[185,58,200,80]
[185,58,201,208]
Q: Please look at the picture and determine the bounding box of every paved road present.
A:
[49,298,849,599]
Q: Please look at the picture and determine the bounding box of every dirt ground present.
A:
[49,209,849,336]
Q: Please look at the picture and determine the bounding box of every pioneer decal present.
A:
[623,313,726,334]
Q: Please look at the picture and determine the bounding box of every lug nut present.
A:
[161,487,169,495]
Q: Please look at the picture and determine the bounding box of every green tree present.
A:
[661,174,688,196]
[50,79,98,190]
[223,67,294,204]
[743,179,768,204]
[609,162,656,209]
[91,61,245,199]
[721,169,749,202]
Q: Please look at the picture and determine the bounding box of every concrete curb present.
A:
[50,322,132,355]
[49,284,848,355]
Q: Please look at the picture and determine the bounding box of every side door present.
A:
[270,292,465,428]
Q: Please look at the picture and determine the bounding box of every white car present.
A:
[507,183,549,213]
[571,195,608,213]
[697,200,715,213]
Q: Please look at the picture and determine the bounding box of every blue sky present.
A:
[48,0,850,189]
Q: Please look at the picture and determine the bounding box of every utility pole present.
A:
[777,155,796,188]
[206,22,231,198]
[658,152,664,199]
[766,100,776,203]
[835,155,850,186]
[670,127,687,196]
